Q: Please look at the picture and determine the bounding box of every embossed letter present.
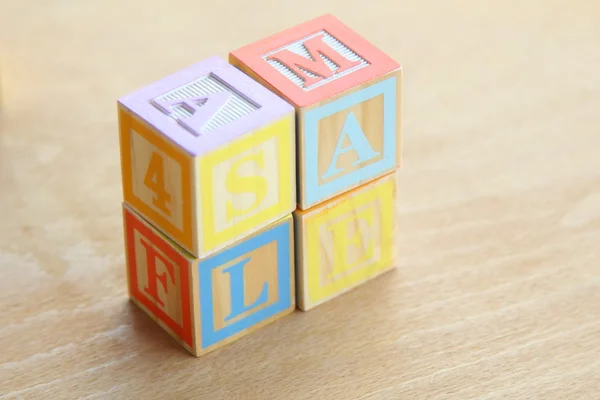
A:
[267,33,361,88]
[152,91,231,136]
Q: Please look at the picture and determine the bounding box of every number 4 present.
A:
[144,152,172,216]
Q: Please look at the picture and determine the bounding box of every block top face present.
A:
[229,14,401,108]
[118,56,294,156]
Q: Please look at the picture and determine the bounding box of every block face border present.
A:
[197,217,293,350]
[229,14,400,108]
[118,56,294,156]
[303,75,398,208]
[123,206,194,347]
[119,107,195,252]
[198,114,296,254]
[297,172,397,310]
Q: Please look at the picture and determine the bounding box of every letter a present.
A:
[321,112,380,180]
[152,91,231,136]
[222,258,268,321]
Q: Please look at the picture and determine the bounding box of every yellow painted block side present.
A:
[198,114,295,254]
[299,172,397,310]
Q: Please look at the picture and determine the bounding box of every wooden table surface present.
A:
[1,0,599,398]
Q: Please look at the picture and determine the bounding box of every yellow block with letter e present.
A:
[294,171,398,311]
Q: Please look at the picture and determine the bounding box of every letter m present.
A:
[267,33,361,88]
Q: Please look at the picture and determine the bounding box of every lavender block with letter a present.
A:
[118,56,296,257]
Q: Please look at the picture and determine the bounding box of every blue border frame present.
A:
[304,76,397,207]
[198,220,291,349]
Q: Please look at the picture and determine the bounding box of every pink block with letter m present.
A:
[230,14,403,209]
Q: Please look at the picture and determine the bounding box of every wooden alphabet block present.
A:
[230,14,402,210]
[293,172,398,311]
[118,56,296,257]
[123,204,295,356]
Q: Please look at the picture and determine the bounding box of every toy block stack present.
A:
[118,57,297,356]
[230,14,402,311]
[117,14,401,356]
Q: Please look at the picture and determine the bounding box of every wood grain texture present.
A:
[231,19,402,210]
[1,0,600,399]
[118,58,296,257]
[294,171,398,311]
[296,68,402,209]
[228,14,400,108]
[196,113,295,254]
[123,204,295,357]
[120,106,295,257]
[120,107,195,252]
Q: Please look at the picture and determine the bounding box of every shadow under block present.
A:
[123,204,295,357]
[229,14,402,210]
[293,171,398,311]
[118,56,296,258]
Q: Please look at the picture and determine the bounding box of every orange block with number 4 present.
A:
[118,56,296,257]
